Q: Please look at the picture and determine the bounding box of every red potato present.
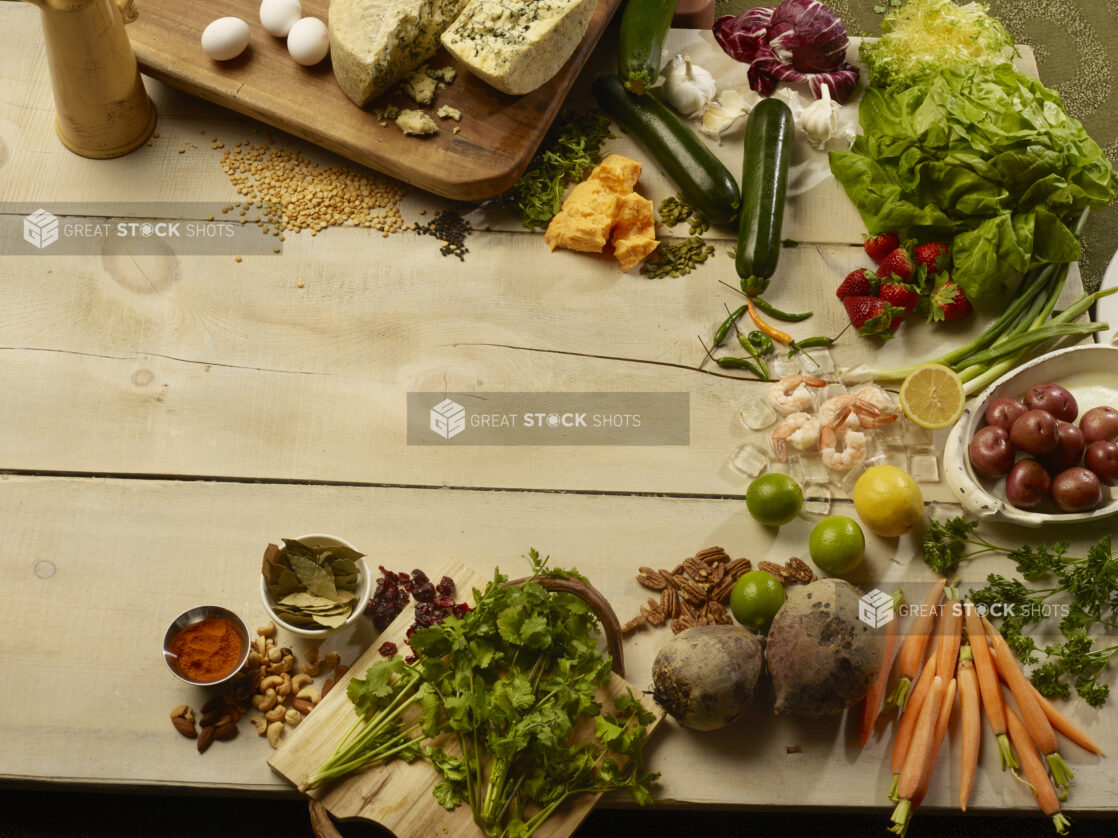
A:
[1005,459,1051,509]
[1040,420,1086,474]
[1079,405,1118,443]
[1010,410,1059,456]
[969,425,1016,478]
[1050,467,1102,512]
[1084,440,1118,486]
[985,396,1028,430]
[1023,382,1078,422]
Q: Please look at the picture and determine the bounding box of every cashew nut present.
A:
[275,672,293,698]
[256,620,276,639]
[291,673,313,692]
[295,686,322,705]
[264,704,287,724]
[322,651,341,669]
[284,708,302,726]
[266,646,283,663]
[251,688,278,712]
[266,720,285,748]
[170,705,194,722]
[259,674,284,691]
[251,715,268,736]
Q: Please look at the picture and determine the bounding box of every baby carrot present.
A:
[964,601,1016,771]
[1004,703,1071,835]
[888,578,946,711]
[983,616,1074,799]
[935,593,963,680]
[888,656,936,802]
[957,646,982,811]
[889,675,945,837]
[1029,683,1103,756]
[861,589,904,747]
[912,676,956,809]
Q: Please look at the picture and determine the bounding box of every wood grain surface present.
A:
[126,0,623,200]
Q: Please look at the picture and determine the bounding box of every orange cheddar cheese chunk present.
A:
[611,192,658,273]
[589,154,641,194]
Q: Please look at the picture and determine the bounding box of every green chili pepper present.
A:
[715,356,766,378]
[736,334,770,381]
[751,296,812,322]
[745,330,774,356]
[787,335,835,357]
[713,304,748,347]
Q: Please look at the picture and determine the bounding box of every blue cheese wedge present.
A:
[440,0,596,95]
[329,0,468,107]
[395,109,440,136]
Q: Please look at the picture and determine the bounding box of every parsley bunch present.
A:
[922,517,1118,706]
[306,550,658,837]
[497,111,614,230]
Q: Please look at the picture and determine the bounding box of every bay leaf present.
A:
[288,554,339,601]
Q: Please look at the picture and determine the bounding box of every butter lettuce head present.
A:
[828,63,1117,306]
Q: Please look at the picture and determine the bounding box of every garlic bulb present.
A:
[798,83,842,149]
[659,54,717,118]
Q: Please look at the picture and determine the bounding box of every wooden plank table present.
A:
[1,3,1114,829]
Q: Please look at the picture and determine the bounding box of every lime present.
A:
[808,515,865,576]
[729,570,786,632]
[745,473,804,527]
[899,364,966,430]
[853,464,925,538]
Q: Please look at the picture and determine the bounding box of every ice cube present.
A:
[819,382,848,403]
[790,452,830,485]
[768,352,803,379]
[910,451,940,483]
[736,395,779,431]
[802,481,832,517]
[767,451,791,475]
[926,501,965,523]
[798,347,836,375]
[728,441,769,478]
[883,448,909,470]
[840,462,868,495]
[903,420,935,447]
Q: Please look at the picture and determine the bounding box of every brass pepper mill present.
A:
[24,0,156,158]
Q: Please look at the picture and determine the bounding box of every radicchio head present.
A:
[714,0,859,103]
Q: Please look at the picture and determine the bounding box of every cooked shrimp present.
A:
[820,406,868,471]
[767,375,827,415]
[819,391,899,431]
[771,412,821,462]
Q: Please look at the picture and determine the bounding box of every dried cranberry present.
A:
[411,569,429,585]
[378,641,397,657]
[432,594,455,610]
[452,603,470,618]
[372,613,393,630]
[404,655,417,664]
[436,576,455,596]
[405,624,417,638]
[412,582,436,602]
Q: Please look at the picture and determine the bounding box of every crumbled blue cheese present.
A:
[329,0,468,107]
[427,65,458,84]
[440,0,596,95]
[402,64,440,105]
[395,109,440,136]
[437,105,462,121]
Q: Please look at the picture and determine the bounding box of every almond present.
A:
[172,716,197,739]
[196,725,216,753]
[213,722,238,741]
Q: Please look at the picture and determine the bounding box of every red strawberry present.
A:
[843,296,906,341]
[864,232,900,264]
[877,247,916,283]
[927,280,972,323]
[836,268,879,299]
[914,241,951,273]
[879,282,919,329]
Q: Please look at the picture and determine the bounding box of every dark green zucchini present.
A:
[617,0,682,96]
[736,97,794,296]
[592,74,739,227]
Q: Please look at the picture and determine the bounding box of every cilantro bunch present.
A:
[306,550,658,837]
[922,518,1118,706]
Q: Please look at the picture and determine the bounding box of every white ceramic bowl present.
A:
[259,533,371,639]
[943,344,1118,526]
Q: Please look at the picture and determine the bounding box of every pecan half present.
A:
[784,557,816,584]
[621,614,647,635]
[636,567,667,591]
[758,561,788,583]
[725,558,752,578]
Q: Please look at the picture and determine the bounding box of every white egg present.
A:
[259,0,303,38]
[286,17,330,66]
[201,17,251,62]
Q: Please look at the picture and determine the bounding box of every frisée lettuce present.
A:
[828,63,1117,307]
[861,0,1017,90]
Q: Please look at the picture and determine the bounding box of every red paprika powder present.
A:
[169,617,244,682]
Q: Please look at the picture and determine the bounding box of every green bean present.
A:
[713,304,748,347]
[751,296,812,322]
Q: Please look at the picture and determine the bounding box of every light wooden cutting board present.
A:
[268,558,664,837]
[126,0,623,201]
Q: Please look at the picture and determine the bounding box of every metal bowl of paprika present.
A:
[162,605,252,686]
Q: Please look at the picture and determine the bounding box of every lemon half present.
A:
[899,363,966,430]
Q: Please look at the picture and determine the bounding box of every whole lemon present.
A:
[808,515,865,576]
[853,464,925,538]
[745,473,803,527]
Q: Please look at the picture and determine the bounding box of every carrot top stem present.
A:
[997,733,1018,773]
[887,676,913,713]
[888,798,913,837]
[1046,752,1075,801]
